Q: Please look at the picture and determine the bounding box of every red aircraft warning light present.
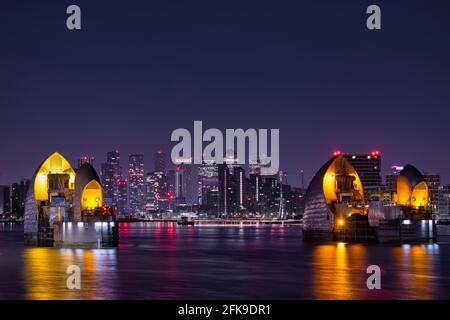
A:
[371,150,381,155]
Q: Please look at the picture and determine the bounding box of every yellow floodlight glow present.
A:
[34,152,76,202]
[411,181,428,208]
[81,180,103,211]
[396,176,412,206]
[396,166,429,209]
[322,156,365,207]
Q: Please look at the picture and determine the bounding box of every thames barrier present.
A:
[24,152,118,248]
[303,155,436,243]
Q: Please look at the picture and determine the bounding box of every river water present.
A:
[1,222,450,300]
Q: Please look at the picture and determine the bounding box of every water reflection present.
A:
[1,223,447,299]
[392,244,438,299]
[313,242,441,300]
[24,248,118,300]
[313,243,366,299]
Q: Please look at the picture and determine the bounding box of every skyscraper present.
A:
[249,169,264,212]
[174,167,183,202]
[145,171,168,213]
[78,156,95,169]
[128,154,145,215]
[198,160,219,211]
[173,157,196,206]
[385,165,404,194]
[262,175,281,215]
[154,150,166,173]
[117,178,128,215]
[167,169,176,197]
[424,172,441,215]
[101,150,122,205]
[218,164,238,216]
[344,151,382,191]
[438,185,450,222]
[0,185,10,216]
[11,179,30,218]
[233,166,246,211]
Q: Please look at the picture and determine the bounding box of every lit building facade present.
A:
[101,150,122,205]
[233,166,246,211]
[173,157,196,206]
[145,171,168,213]
[128,154,145,216]
[344,151,381,192]
[424,172,441,215]
[11,179,30,218]
[385,165,404,194]
[198,160,219,211]
[218,163,238,216]
[0,185,10,216]
[249,166,265,213]
[117,178,128,215]
[78,156,95,169]
[438,185,450,222]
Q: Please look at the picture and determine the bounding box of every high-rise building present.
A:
[344,151,382,191]
[117,178,128,215]
[291,187,306,217]
[145,171,168,213]
[174,167,183,202]
[249,170,264,213]
[101,150,122,205]
[167,169,176,197]
[385,165,404,194]
[0,185,11,216]
[198,160,219,211]
[128,154,145,215]
[11,179,30,218]
[262,175,281,215]
[173,157,196,206]
[218,164,235,215]
[424,172,441,215]
[145,173,158,213]
[438,185,450,222]
[78,156,95,169]
[154,150,166,173]
[233,166,246,211]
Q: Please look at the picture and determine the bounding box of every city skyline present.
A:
[1,1,450,186]
[0,146,447,188]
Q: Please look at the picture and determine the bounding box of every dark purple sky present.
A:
[1,0,449,186]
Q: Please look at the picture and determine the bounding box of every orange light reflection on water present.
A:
[312,242,439,300]
[392,244,438,300]
[24,248,117,300]
[312,243,365,299]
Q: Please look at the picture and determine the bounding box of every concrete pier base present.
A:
[377,219,437,244]
[53,221,118,248]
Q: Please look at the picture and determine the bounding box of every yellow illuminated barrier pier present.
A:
[24,152,118,248]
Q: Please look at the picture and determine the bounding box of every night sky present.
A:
[1,0,449,186]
